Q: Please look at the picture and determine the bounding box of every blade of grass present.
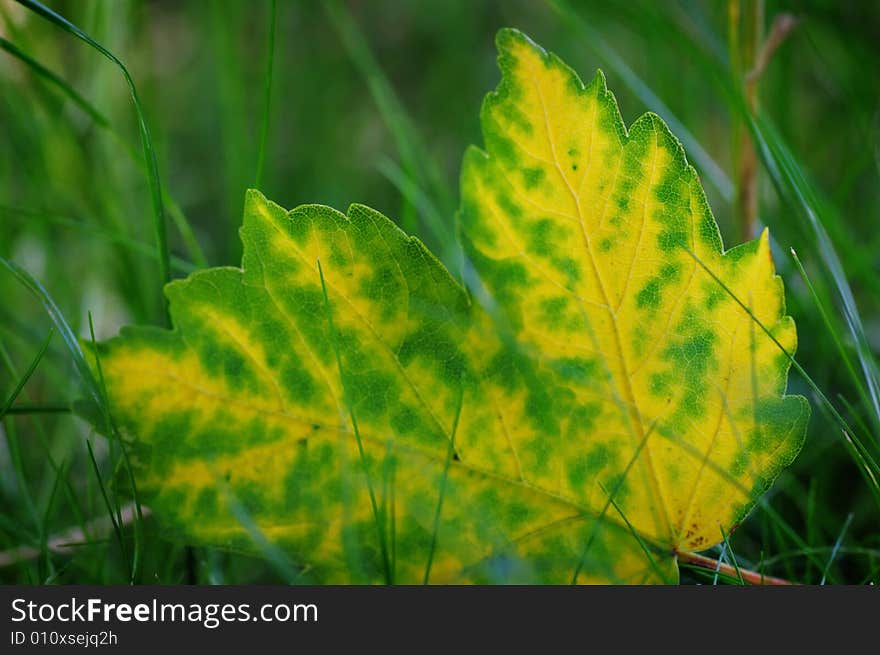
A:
[840,429,880,500]
[572,417,661,584]
[318,258,392,584]
[820,512,853,585]
[38,457,67,580]
[0,372,41,537]
[0,36,108,127]
[837,394,875,454]
[87,311,144,584]
[805,477,818,583]
[600,482,671,584]
[718,524,744,584]
[206,1,249,261]
[0,340,93,575]
[0,328,53,420]
[758,499,837,582]
[790,248,874,423]
[381,443,398,584]
[85,438,127,572]
[0,256,103,411]
[712,541,726,585]
[14,0,170,315]
[222,485,303,584]
[254,0,277,189]
[680,562,742,585]
[748,115,880,434]
[423,380,464,585]
[761,545,880,567]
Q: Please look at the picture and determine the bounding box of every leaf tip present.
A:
[591,67,608,92]
[758,226,775,268]
[244,187,269,210]
[494,27,549,66]
[494,26,528,50]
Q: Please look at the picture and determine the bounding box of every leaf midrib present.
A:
[526,63,674,542]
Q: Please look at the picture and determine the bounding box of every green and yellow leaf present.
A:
[86,28,808,583]
[458,29,809,553]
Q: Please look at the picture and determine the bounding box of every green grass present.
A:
[1,0,878,584]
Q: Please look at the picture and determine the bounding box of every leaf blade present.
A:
[86,29,807,582]
[458,28,808,552]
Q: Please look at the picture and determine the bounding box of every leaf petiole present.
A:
[677,550,793,585]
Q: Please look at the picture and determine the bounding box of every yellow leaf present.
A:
[458,29,808,553]
[86,29,808,583]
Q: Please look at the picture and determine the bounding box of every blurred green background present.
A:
[1,0,878,583]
